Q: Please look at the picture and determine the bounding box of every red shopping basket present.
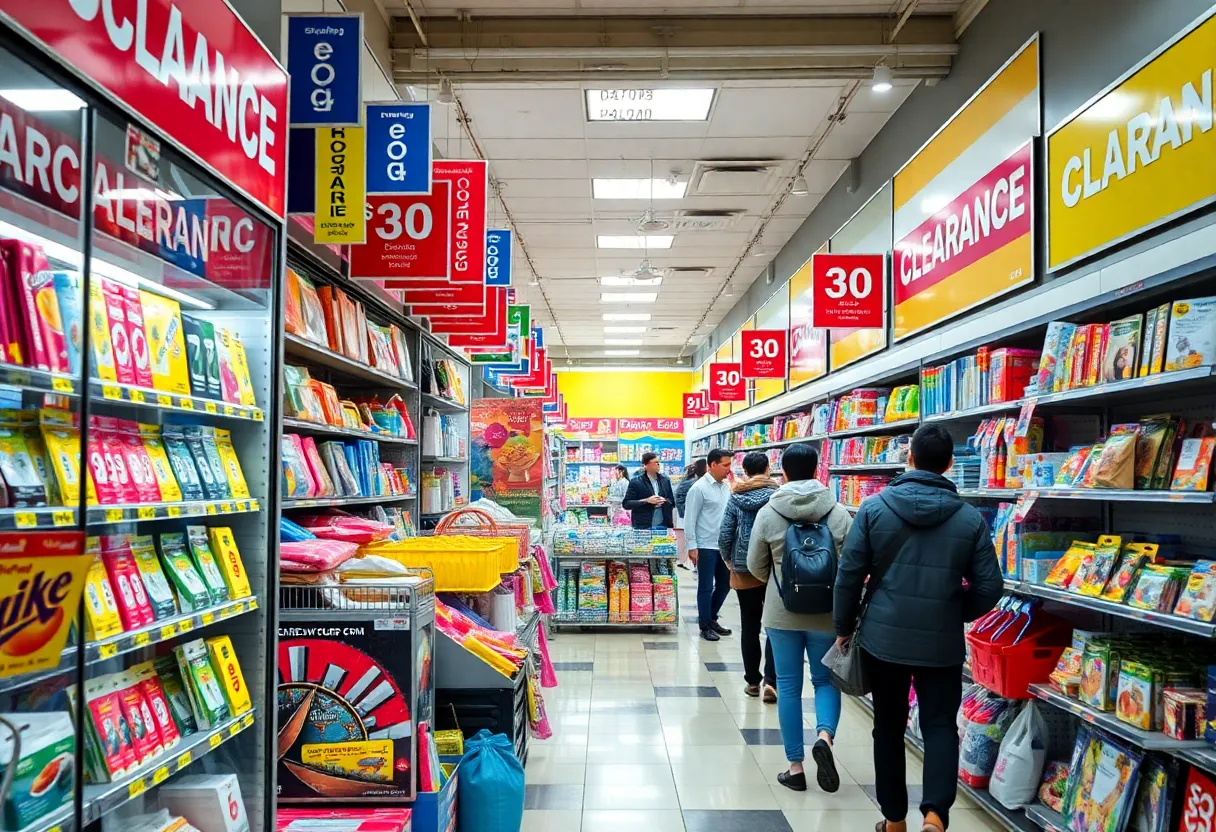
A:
[965,612,1071,699]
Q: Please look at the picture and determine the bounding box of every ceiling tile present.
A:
[705,86,841,139]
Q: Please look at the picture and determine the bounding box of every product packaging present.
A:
[1164,296,1216,371]
[183,426,229,500]
[206,526,252,599]
[129,533,179,619]
[51,271,83,375]
[139,423,183,502]
[140,290,190,394]
[82,674,138,777]
[1170,435,1216,491]
[0,712,74,829]
[204,636,252,715]
[185,525,230,605]
[87,278,117,381]
[82,549,123,640]
[173,639,230,730]
[117,419,162,504]
[100,534,156,629]
[182,314,223,400]
[0,426,48,506]
[157,532,211,612]
[100,278,136,385]
[212,429,250,498]
[1174,560,1216,621]
[1103,314,1143,381]
[115,670,163,762]
[160,774,250,832]
[152,655,198,736]
[121,285,155,389]
[161,426,204,502]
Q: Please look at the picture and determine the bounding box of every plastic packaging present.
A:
[989,701,1047,809]
[279,540,360,572]
[456,730,524,832]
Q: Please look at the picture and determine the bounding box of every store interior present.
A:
[0,0,1215,831]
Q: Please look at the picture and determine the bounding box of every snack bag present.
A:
[100,534,156,629]
[1077,535,1122,597]
[1093,426,1140,489]
[82,545,123,640]
[1047,541,1094,589]
[212,429,251,499]
[138,423,183,502]
[140,290,191,394]
[1173,560,1216,621]
[207,526,252,599]
[128,533,178,620]
[157,532,210,612]
[185,525,230,605]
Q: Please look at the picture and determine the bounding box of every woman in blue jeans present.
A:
[745,443,854,792]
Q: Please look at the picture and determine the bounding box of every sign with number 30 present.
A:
[812,253,885,330]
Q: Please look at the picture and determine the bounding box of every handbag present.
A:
[825,501,911,696]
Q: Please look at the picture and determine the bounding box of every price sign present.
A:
[351,183,452,281]
[682,392,706,419]
[740,330,787,379]
[709,362,746,402]
[812,253,886,329]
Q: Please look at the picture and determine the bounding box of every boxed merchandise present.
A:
[174,638,230,730]
[140,289,191,394]
[0,712,74,829]
[1103,314,1143,381]
[1170,435,1216,491]
[1115,659,1159,729]
[159,774,250,832]
[100,534,156,629]
[207,526,253,599]
[182,314,223,400]
[1162,687,1206,740]
[87,277,117,381]
[205,636,252,716]
[1164,296,1216,371]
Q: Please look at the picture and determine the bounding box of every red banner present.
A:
[508,349,548,389]
[812,253,885,329]
[618,417,682,434]
[433,288,507,344]
[4,0,289,218]
[409,287,487,317]
[432,160,487,284]
[353,184,452,282]
[563,418,617,437]
[741,330,787,379]
[709,363,746,402]
[398,282,483,306]
[683,393,706,418]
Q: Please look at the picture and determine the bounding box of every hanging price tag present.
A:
[709,362,746,402]
[812,253,886,329]
[740,330,787,379]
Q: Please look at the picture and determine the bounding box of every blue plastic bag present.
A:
[457,729,524,832]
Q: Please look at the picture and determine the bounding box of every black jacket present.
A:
[622,470,676,529]
[674,475,697,517]
[833,469,1003,667]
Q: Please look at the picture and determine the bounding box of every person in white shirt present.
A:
[607,465,629,518]
[684,448,734,641]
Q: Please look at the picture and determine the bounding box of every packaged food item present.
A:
[1129,565,1186,612]
[186,525,230,605]
[1147,302,1170,375]
[152,655,198,736]
[100,534,156,629]
[1162,688,1206,741]
[51,271,83,375]
[1174,560,1216,621]
[100,278,136,385]
[82,545,124,640]
[98,416,141,504]
[1047,541,1094,589]
[205,636,252,715]
[1101,543,1157,604]
[82,674,138,777]
[1164,296,1216,371]
[1152,418,1182,490]
[1049,647,1083,697]
[120,285,155,389]
[1062,730,1144,832]
[215,328,241,404]
[183,426,229,501]
[207,526,252,599]
[212,429,250,499]
[129,533,178,620]
[0,426,47,506]
[182,314,223,400]
[226,332,257,406]
[284,268,305,337]
[115,670,163,762]
[139,423,183,502]
[173,639,230,729]
[86,277,117,381]
[1134,416,1172,490]
[131,661,182,750]
[1054,445,1092,487]
[1170,435,1216,491]
[1078,535,1122,596]
[1079,639,1115,710]
[116,419,161,504]
[1128,756,1175,832]
[1086,323,1109,386]
[1116,660,1158,730]
[161,425,204,502]
[157,532,211,612]
[1103,314,1143,381]
[1038,760,1071,813]
[140,290,191,394]
[0,712,74,830]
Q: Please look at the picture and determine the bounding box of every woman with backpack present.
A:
[746,442,853,794]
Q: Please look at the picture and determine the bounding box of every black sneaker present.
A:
[777,769,807,791]
[710,621,732,636]
[700,627,720,642]
[812,738,840,793]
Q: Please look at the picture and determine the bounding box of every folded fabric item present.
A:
[279,516,317,542]
[280,540,360,572]
[294,511,395,543]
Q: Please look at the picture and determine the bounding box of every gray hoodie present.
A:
[746,479,853,632]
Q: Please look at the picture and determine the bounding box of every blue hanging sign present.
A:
[485,229,513,286]
[286,14,364,127]
[365,103,432,194]
[287,128,315,214]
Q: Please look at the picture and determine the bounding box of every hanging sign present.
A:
[314,127,366,244]
[709,363,746,402]
[811,253,885,329]
[787,253,828,388]
[486,229,513,286]
[683,392,708,418]
[366,103,432,194]
[468,305,530,363]
[287,129,316,214]
[741,330,787,379]
[286,14,363,127]
[409,289,487,317]
[432,161,488,283]
[400,283,484,306]
[435,288,509,346]
[351,183,451,281]
[4,0,290,218]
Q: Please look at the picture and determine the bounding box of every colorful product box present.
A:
[182,314,223,400]
[140,289,191,394]
[0,712,74,829]
[100,278,136,385]
[206,526,252,599]
[120,285,155,388]
[87,278,117,381]
[205,635,252,715]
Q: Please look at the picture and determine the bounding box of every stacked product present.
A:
[421,411,466,458]
[566,442,616,463]
[284,365,415,439]
[564,465,611,507]
[420,467,462,514]
[553,559,677,624]
[285,269,414,384]
[281,433,412,501]
[822,434,911,467]
[576,562,608,622]
[921,346,1039,417]
[421,344,467,405]
[830,475,892,510]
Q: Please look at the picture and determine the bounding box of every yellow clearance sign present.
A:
[315,126,367,244]
[1048,10,1216,270]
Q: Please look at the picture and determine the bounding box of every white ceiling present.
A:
[397,1,967,16]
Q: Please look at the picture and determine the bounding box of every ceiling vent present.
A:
[689,160,782,196]
[672,209,743,232]
[667,267,715,280]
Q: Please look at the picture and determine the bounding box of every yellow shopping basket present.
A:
[361,534,513,592]
[435,508,528,573]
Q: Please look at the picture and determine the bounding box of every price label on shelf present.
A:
[178,618,194,633]
[52,510,73,527]
[51,377,72,393]
[250,500,260,511]
[233,601,246,614]
[159,624,176,640]
[105,509,123,524]
[98,643,118,659]
[137,507,155,520]
[153,766,170,785]
[243,713,255,728]
[134,632,151,647]
[102,384,121,400]
[229,723,241,738]
[128,778,146,799]
[253,409,264,422]
[224,405,237,416]
[209,734,222,750]
[220,503,233,514]
[157,394,173,407]
[205,504,218,516]
[204,401,217,414]
[129,389,145,403]
[167,506,182,518]
[177,751,192,769]
[179,398,195,411]
[14,512,36,528]
[201,612,216,626]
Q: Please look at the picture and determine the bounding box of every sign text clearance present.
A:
[3,0,289,218]
[740,330,787,379]
[1048,9,1216,270]
[314,127,365,244]
[432,160,487,284]
[894,143,1033,340]
[709,363,746,402]
[350,183,451,282]
[811,254,885,329]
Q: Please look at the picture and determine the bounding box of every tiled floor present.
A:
[527,570,1004,832]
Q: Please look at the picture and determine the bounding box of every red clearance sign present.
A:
[812,253,885,329]
[432,160,487,284]
[709,363,746,402]
[3,0,289,218]
[682,393,704,418]
[431,287,505,339]
[353,183,452,282]
[741,330,787,379]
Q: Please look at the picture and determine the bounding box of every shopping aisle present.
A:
[525,574,1005,832]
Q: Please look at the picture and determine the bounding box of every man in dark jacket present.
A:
[834,424,1003,832]
[622,452,676,530]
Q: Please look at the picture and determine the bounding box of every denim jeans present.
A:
[695,548,730,627]
[768,628,842,763]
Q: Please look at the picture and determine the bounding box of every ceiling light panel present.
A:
[592,178,687,200]
[604,326,647,334]
[601,292,658,303]
[605,338,644,346]
[585,88,715,122]
[603,313,651,321]
[597,236,674,250]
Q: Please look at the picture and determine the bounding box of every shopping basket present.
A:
[965,608,1071,699]
[361,535,507,592]
[435,507,530,573]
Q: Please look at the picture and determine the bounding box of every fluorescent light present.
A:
[600,274,663,287]
[604,349,641,356]
[604,326,647,334]
[0,89,84,111]
[597,235,674,249]
[603,313,651,321]
[592,178,686,200]
[605,338,644,346]
[601,292,657,303]
[586,88,715,121]
[872,66,893,93]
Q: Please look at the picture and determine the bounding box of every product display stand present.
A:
[550,527,680,630]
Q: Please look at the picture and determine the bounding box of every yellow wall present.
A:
[556,371,693,419]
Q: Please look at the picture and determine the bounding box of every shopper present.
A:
[834,424,1003,832]
[607,464,629,518]
[684,448,733,641]
[622,452,676,529]
[674,460,705,570]
[747,442,851,794]
[718,451,778,700]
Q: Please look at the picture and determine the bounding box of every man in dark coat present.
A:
[833,424,1003,832]
[622,452,676,529]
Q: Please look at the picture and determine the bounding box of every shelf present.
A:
[728,437,814,452]
[0,499,264,531]
[565,503,610,509]
[1023,804,1066,832]
[285,333,417,391]
[283,418,417,445]
[0,362,81,397]
[435,630,517,689]
[923,400,1023,424]
[1027,683,1209,752]
[1003,580,1216,637]
[1177,745,1216,774]
[421,392,468,413]
[85,596,259,663]
[555,554,677,561]
[959,487,1216,504]
[827,418,920,439]
[91,381,264,423]
[565,461,619,466]
[282,494,416,509]
[422,456,468,464]
[829,463,906,473]
[83,709,258,824]
[550,618,678,630]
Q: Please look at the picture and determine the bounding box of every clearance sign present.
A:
[1048,9,1216,270]
[892,36,1040,341]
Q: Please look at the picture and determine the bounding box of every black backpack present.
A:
[770,508,838,615]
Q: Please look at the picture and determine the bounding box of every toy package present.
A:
[1128,565,1188,613]
[1079,639,1117,711]
[1170,435,1216,491]
[1061,728,1143,832]
[1173,561,1216,621]
[1101,543,1157,604]
[1128,756,1175,832]
[1115,660,1159,730]
[1035,322,1078,394]
[1164,296,1216,371]
[140,290,191,394]
[1047,542,1094,589]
